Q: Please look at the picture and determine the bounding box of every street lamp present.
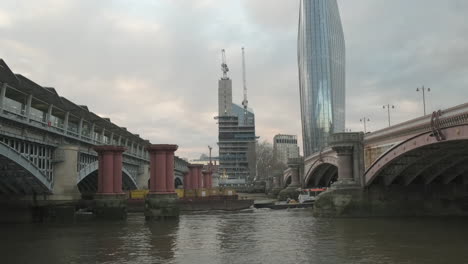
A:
[382,104,395,127]
[416,86,430,116]
[360,117,370,133]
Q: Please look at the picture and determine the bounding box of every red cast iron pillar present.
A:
[208,171,213,188]
[196,165,204,189]
[94,146,126,194]
[202,170,210,189]
[188,165,198,189]
[184,171,191,190]
[165,145,178,193]
[146,144,178,194]
[112,147,126,193]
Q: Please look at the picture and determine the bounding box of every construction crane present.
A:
[221,49,229,79]
[241,47,249,124]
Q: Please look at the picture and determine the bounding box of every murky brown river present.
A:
[1,209,468,264]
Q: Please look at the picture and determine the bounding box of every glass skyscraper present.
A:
[298,0,345,156]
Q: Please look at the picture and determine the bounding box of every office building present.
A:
[298,0,346,156]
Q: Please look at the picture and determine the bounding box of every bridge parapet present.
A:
[363,102,468,168]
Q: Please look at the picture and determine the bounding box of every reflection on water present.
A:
[1,209,468,264]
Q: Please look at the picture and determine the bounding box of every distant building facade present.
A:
[216,72,257,187]
[298,0,346,156]
[273,134,300,165]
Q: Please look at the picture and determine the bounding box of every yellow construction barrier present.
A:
[196,188,208,198]
[221,189,236,196]
[130,189,149,199]
[175,189,184,198]
[209,188,220,196]
[184,189,197,198]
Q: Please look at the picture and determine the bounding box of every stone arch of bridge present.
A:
[77,161,138,193]
[365,124,468,186]
[305,163,338,188]
[175,176,183,189]
[304,156,338,187]
[0,142,53,194]
[283,175,292,188]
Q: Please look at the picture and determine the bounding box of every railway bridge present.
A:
[0,59,192,221]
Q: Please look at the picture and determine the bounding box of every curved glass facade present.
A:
[298,0,345,156]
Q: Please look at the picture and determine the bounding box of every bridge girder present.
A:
[423,155,468,185]
[365,124,468,186]
[320,165,338,187]
[0,142,52,194]
[304,153,338,188]
[312,164,331,187]
[441,163,468,185]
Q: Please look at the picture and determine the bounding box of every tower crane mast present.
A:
[241,47,248,111]
[221,49,229,79]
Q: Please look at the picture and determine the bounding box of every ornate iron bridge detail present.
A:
[430,110,446,141]
[0,135,54,182]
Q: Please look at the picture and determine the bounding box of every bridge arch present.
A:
[0,142,53,194]
[283,175,292,188]
[365,124,468,186]
[304,155,338,187]
[77,161,138,193]
[175,176,183,189]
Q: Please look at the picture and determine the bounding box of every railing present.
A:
[365,102,468,144]
[0,108,149,161]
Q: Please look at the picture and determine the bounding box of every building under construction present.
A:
[215,48,257,187]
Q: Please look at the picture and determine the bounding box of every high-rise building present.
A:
[216,54,257,187]
[273,134,300,165]
[298,0,346,156]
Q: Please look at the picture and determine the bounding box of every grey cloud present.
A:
[1,0,468,158]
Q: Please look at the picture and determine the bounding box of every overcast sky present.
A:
[1,0,468,159]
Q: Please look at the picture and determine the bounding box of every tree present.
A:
[256,140,285,181]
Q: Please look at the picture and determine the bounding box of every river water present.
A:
[1,209,468,264]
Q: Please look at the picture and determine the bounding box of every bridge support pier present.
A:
[145,144,179,221]
[278,158,303,201]
[51,145,82,201]
[269,170,283,197]
[314,133,367,217]
[184,164,201,198]
[0,145,85,223]
[93,146,127,220]
[204,170,213,189]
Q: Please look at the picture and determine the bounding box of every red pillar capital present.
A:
[146,144,178,154]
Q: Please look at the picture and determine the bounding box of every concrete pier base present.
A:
[314,184,468,217]
[0,196,80,223]
[94,194,127,220]
[145,193,179,220]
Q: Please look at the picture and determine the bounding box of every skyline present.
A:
[1,0,468,159]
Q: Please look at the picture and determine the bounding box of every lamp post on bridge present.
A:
[416,86,430,116]
[359,117,370,133]
[382,104,395,127]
